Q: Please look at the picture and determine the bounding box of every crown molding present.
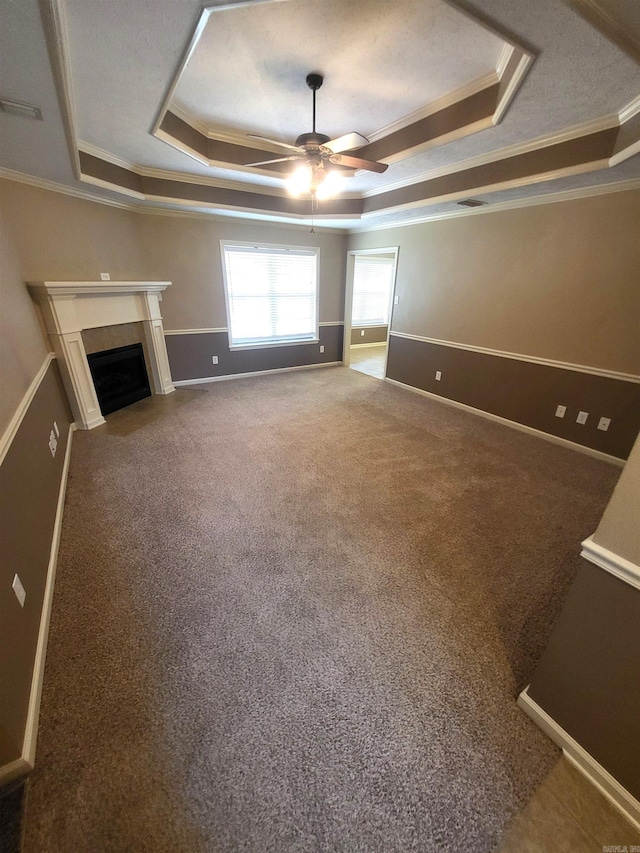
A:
[496,43,514,77]
[619,93,640,124]
[0,167,138,211]
[167,102,211,138]
[39,0,81,179]
[151,6,213,136]
[493,50,534,126]
[366,71,499,144]
[363,112,621,198]
[349,178,640,232]
[78,140,288,197]
[77,141,136,172]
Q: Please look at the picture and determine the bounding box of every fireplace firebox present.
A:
[87,343,151,416]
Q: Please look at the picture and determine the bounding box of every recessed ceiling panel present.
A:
[172,0,506,141]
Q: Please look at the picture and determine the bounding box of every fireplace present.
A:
[87,343,152,416]
[27,281,174,430]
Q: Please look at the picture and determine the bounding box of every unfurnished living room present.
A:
[1,1,640,851]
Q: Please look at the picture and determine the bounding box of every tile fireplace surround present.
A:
[28,281,175,429]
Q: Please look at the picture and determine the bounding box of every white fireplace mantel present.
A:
[28,281,175,429]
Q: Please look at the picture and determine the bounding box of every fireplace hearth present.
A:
[87,343,151,416]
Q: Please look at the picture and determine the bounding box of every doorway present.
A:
[343,247,399,380]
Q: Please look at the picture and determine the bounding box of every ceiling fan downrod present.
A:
[295,73,330,149]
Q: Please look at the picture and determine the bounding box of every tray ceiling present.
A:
[1,0,638,230]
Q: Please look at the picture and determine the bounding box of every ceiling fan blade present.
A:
[324,132,369,153]
[329,153,388,173]
[245,156,299,167]
[247,134,300,153]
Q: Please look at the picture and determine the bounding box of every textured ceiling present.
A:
[173,0,504,140]
[0,0,638,229]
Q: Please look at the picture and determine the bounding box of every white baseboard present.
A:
[0,757,31,788]
[384,377,625,467]
[580,537,640,592]
[0,423,76,786]
[518,687,640,831]
[173,361,342,386]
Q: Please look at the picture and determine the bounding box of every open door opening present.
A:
[343,248,399,380]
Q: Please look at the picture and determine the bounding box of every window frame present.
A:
[351,254,397,328]
[220,240,320,351]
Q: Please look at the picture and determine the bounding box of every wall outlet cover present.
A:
[361,330,365,336]
[576,411,589,424]
[100,272,110,281]
[435,371,442,381]
[212,356,218,364]
[597,417,611,431]
[555,405,567,418]
[320,345,325,353]
[12,574,26,607]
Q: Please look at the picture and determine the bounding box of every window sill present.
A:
[229,338,320,351]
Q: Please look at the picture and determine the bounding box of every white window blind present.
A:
[222,244,318,348]
[352,255,395,327]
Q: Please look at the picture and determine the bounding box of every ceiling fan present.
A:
[245,73,388,198]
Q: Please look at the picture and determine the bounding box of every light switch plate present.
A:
[576,411,589,424]
[435,371,442,381]
[320,345,325,353]
[212,356,218,365]
[12,574,26,607]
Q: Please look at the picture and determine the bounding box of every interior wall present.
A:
[591,434,640,565]
[0,190,49,434]
[0,179,147,284]
[348,190,640,459]
[139,212,348,381]
[138,214,347,330]
[527,436,640,801]
[348,190,640,373]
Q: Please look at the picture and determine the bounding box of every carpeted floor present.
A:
[15,366,619,851]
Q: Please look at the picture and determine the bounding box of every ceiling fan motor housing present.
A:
[295,132,330,148]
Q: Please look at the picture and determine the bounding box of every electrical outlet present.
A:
[12,574,26,607]
[360,330,365,336]
[435,371,442,381]
[555,405,567,418]
[212,356,218,365]
[320,345,325,353]
[49,429,57,457]
[576,411,589,425]
[100,272,110,281]
[598,417,611,432]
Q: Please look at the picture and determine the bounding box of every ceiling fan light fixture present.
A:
[314,169,344,200]
[286,163,313,197]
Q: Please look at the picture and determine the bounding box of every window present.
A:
[221,242,319,348]
[351,254,396,327]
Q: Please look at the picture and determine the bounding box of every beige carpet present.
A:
[17,367,619,852]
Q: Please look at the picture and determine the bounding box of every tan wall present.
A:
[138,214,347,330]
[0,194,49,434]
[592,434,640,565]
[1,179,147,282]
[348,190,640,375]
